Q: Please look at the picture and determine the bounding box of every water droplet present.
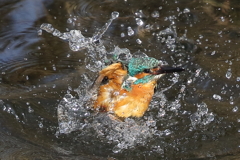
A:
[220,16,225,22]
[232,106,238,112]
[53,29,62,37]
[183,8,190,13]
[236,77,240,81]
[135,18,144,26]
[190,113,201,122]
[187,78,192,84]
[67,18,72,24]
[127,27,134,36]
[205,112,214,123]
[162,129,172,136]
[37,29,42,35]
[111,11,119,19]
[226,69,232,79]
[197,102,208,116]
[135,10,144,18]
[151,11,159,18]
[136,39,142,44]
[121,32,125,37]
[39,122,43,128]
[195,68,202,77]
[211,51,216,55]
[40,23,54,33]
[28,106,34,113]
[158,108,165,117]
[213,94,221,100]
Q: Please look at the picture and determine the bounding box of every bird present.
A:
[92,56,184,118]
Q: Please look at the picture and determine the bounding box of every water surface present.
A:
[0,0,240,159]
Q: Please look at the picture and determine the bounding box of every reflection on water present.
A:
[0,0,240,159]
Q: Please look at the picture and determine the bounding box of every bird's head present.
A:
[126,57,184,85]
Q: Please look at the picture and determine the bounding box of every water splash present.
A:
[58,87,159,152]
[92,115,156,153]
[57,93,91,134]
[106,46,132,64]
[45,8,189,155]
[92,11,119,42]
[40,11,119,52]
[190,102,215,129]
[0,100,20,121]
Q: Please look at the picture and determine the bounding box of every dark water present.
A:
[0,0,240,159]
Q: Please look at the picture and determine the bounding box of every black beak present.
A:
[153,66,185,74]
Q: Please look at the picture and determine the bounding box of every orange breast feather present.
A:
[94,63,156,117]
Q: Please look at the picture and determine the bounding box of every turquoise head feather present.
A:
[128,57,159,76]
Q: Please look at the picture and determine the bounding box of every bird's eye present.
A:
[144,69,151,73]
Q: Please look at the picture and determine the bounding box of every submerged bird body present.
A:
[93,57,184,118]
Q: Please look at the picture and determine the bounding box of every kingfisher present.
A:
[92,57,184,118]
